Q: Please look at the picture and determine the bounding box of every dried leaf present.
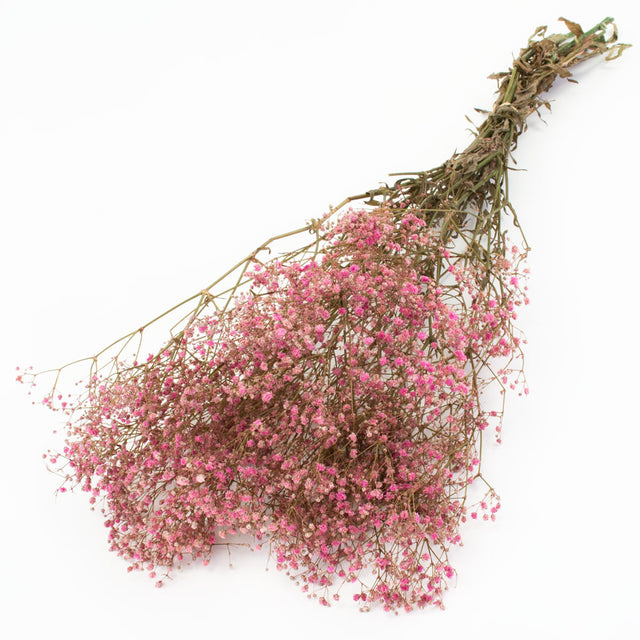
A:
[558,17,583,38]
[528,25,547,44]
[606,43,632,61]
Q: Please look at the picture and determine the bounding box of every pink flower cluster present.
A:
[47,207,527,611]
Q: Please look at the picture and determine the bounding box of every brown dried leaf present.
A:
[558,17,583,38]
[606,43,632,61]
[528,25,547,44]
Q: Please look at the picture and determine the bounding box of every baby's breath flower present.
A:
[25,18,626,613]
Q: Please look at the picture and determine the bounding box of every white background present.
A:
[1,1,639,638]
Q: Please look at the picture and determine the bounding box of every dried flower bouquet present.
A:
[23,17,627,612]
